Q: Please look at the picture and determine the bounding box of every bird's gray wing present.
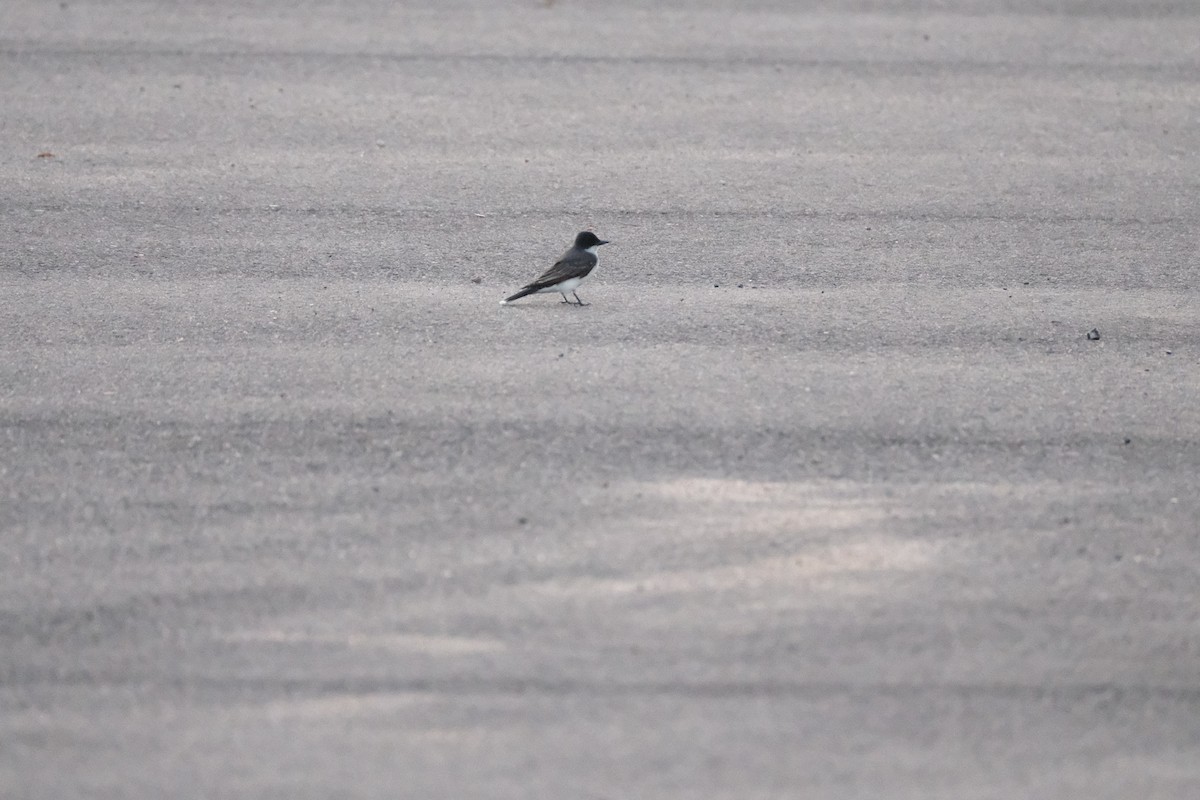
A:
[522,250,597,290]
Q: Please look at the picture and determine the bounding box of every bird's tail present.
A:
[501,285,539,305]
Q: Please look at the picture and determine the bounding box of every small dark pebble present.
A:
[714,284,719,288]
[1124,438,1131,445]
[1086,328,1100,340]
[470,276,482,284]
[737,283,744,288]
[517,517,528,525]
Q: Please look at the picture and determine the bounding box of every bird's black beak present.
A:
[598,240,610,246]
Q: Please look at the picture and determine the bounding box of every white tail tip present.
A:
[499,299,509,305]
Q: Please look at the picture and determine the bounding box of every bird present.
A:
[500,231,610,306]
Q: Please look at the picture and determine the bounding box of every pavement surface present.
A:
[3,1,1200,798]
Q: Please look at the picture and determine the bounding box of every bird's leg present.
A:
[572,292,589,306]
[560,293,572,304]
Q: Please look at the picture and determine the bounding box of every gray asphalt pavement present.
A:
[3,1,1200,798]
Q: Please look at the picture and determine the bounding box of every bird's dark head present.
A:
[574,231,609,250]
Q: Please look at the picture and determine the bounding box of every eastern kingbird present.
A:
[500,231,610,306]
